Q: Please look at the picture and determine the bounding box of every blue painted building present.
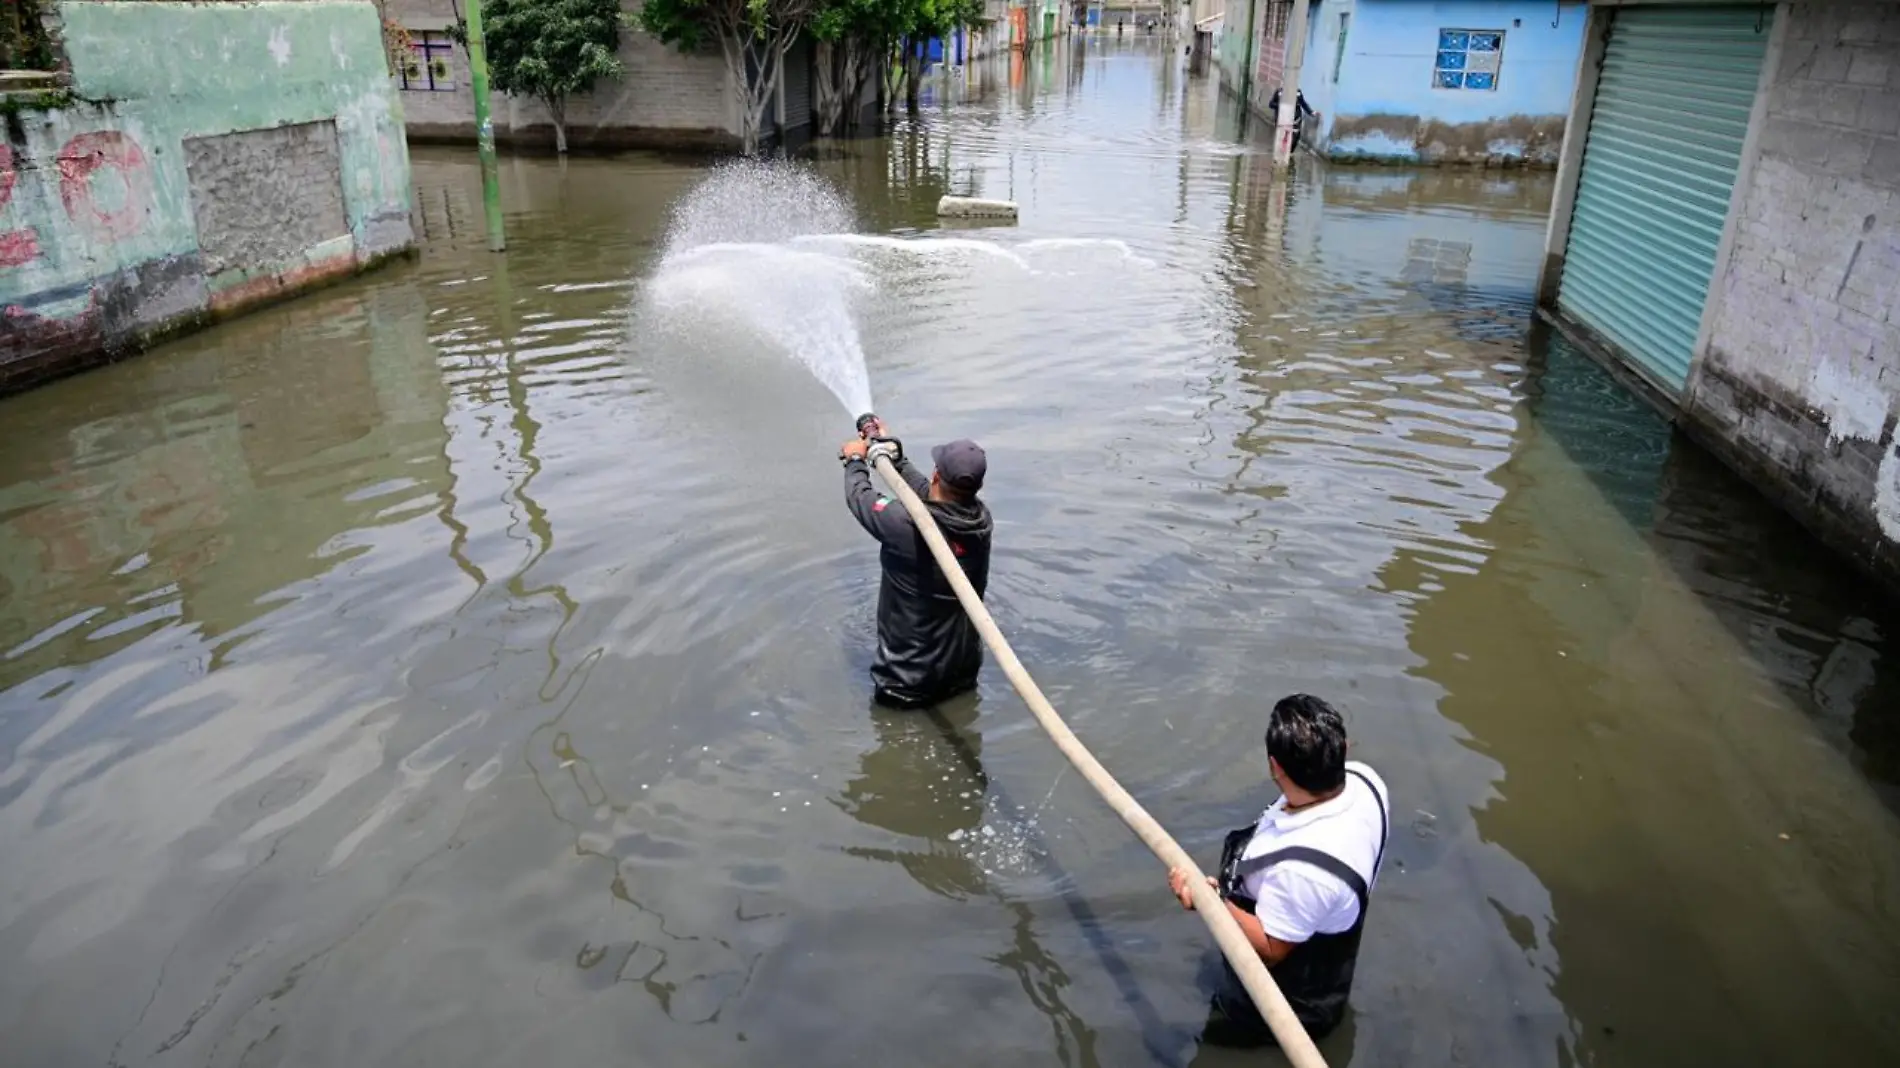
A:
[1295,0,1589,164]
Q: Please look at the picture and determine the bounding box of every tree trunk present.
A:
[814,39,842,137]
[733,33,791,156]
[719,37,762,155]
[549,96,569,154]
[884,38,908,115]
[904,39,922,116]
[841,42,869,132]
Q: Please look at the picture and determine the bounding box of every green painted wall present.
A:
[1,1,413,385]
[56,0,411,242]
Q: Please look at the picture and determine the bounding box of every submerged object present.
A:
[937,196,1019,221]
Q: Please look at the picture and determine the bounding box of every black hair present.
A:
[1265,694,1348,794]
[932,471,977,503]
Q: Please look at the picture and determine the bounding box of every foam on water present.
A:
[791,233,1034,271]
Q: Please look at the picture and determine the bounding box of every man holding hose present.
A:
[839,417,993,708]
[1170,694,1389,1045]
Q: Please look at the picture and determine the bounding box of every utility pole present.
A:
[464,0,507,251]
[1238,0,1258,105]
[1272,0,1307,170]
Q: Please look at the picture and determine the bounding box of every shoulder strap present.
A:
[1347,768,1390,878]
[1231,771,1389,923]
[1232,846,1369,918]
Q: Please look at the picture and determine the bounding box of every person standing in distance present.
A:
[1169,694,1389,1044]
[839,418,993,708]
[1266,88,1319,154]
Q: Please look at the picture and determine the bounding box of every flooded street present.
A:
[5,38,1900,1068]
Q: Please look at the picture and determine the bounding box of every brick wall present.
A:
[1683,2,1900,592]
[388,0,737,149]
[1254,0,1288,112]
[184,121,349,278]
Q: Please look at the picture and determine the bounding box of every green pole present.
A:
[464,0,507,252]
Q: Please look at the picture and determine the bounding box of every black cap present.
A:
[931,440,986,493]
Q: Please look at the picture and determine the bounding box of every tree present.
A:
[882,0,981,118]
[643,0,820,155]
[450,0,625,154]
[809,0,885,136]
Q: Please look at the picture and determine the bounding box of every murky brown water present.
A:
[4,39,1899,1068]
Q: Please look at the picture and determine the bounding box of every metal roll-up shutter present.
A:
[782,36,813,132]
[1557,5,1770,392]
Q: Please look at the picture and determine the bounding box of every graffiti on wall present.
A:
[0,130,153,271]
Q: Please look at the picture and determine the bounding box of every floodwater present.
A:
[4,37,1898,1068]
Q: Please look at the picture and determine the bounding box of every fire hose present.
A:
[859,432,1329,1068]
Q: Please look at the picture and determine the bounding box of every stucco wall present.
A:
[388,0,738,150]
[1682,2,1900,593]
[0,1,414,395]
[1320,0,1587,164]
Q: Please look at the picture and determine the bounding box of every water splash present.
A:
[648,161,876,415]
[643,160,1154,416]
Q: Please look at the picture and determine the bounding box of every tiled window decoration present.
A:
[1434,29,1503,90]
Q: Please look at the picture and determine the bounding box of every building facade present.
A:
[1305,0,1589,163]
[0,1,414,395]
[1538,1,1900,594]
[1220,0,1589,164]
[387,0,748,150]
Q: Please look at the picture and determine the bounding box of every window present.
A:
[398,30,457,92]
[1434,29,1503,91]
[1332,12,1350,82]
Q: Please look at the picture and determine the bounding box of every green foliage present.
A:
[1,0,58,71]
[637,0,717,53]
[808,0,980,44]
[905,0,982,39]
[653,0,982,54]
[450,0,625,106]
[0,88,73,120]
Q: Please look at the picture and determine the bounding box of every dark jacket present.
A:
[844,456,993,705]
[1266,89,1315,128]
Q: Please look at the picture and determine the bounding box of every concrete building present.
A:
[0,1,414,396]
[1218,0,1589,163]
[1298,0,1589,163]
[1216,0,1292,114]
[1098,2,1170,31]
[1537,2,1900,594]
[387,0,753,150]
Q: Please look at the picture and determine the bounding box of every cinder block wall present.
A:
[0,1,414,395]
[1684,2,1900,590]
[388,0,738,150]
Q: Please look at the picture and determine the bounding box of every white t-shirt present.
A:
[1238,761,1389,944]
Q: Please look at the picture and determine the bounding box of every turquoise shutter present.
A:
[1558,5,1771,392]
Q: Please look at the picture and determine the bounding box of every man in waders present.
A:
[840,419,993,708]
[1168,694,1389,1044]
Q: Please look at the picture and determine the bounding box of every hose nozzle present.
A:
[855,412,880,439]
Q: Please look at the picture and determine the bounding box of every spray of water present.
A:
[643,160,1157,417]
[647,161,876,415]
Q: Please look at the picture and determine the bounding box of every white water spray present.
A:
[644,160,1154,415]
[648,161,876,415]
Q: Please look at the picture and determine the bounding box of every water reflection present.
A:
[1398,337,1900,1066]
[837,698,1103,1065]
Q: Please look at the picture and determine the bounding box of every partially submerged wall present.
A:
[1681,3,1900,592]
[388,0,740,151]
[1318,0,1586,165]
[0,1,414,394]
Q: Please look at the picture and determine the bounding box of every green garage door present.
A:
[1557,5,1770,392]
